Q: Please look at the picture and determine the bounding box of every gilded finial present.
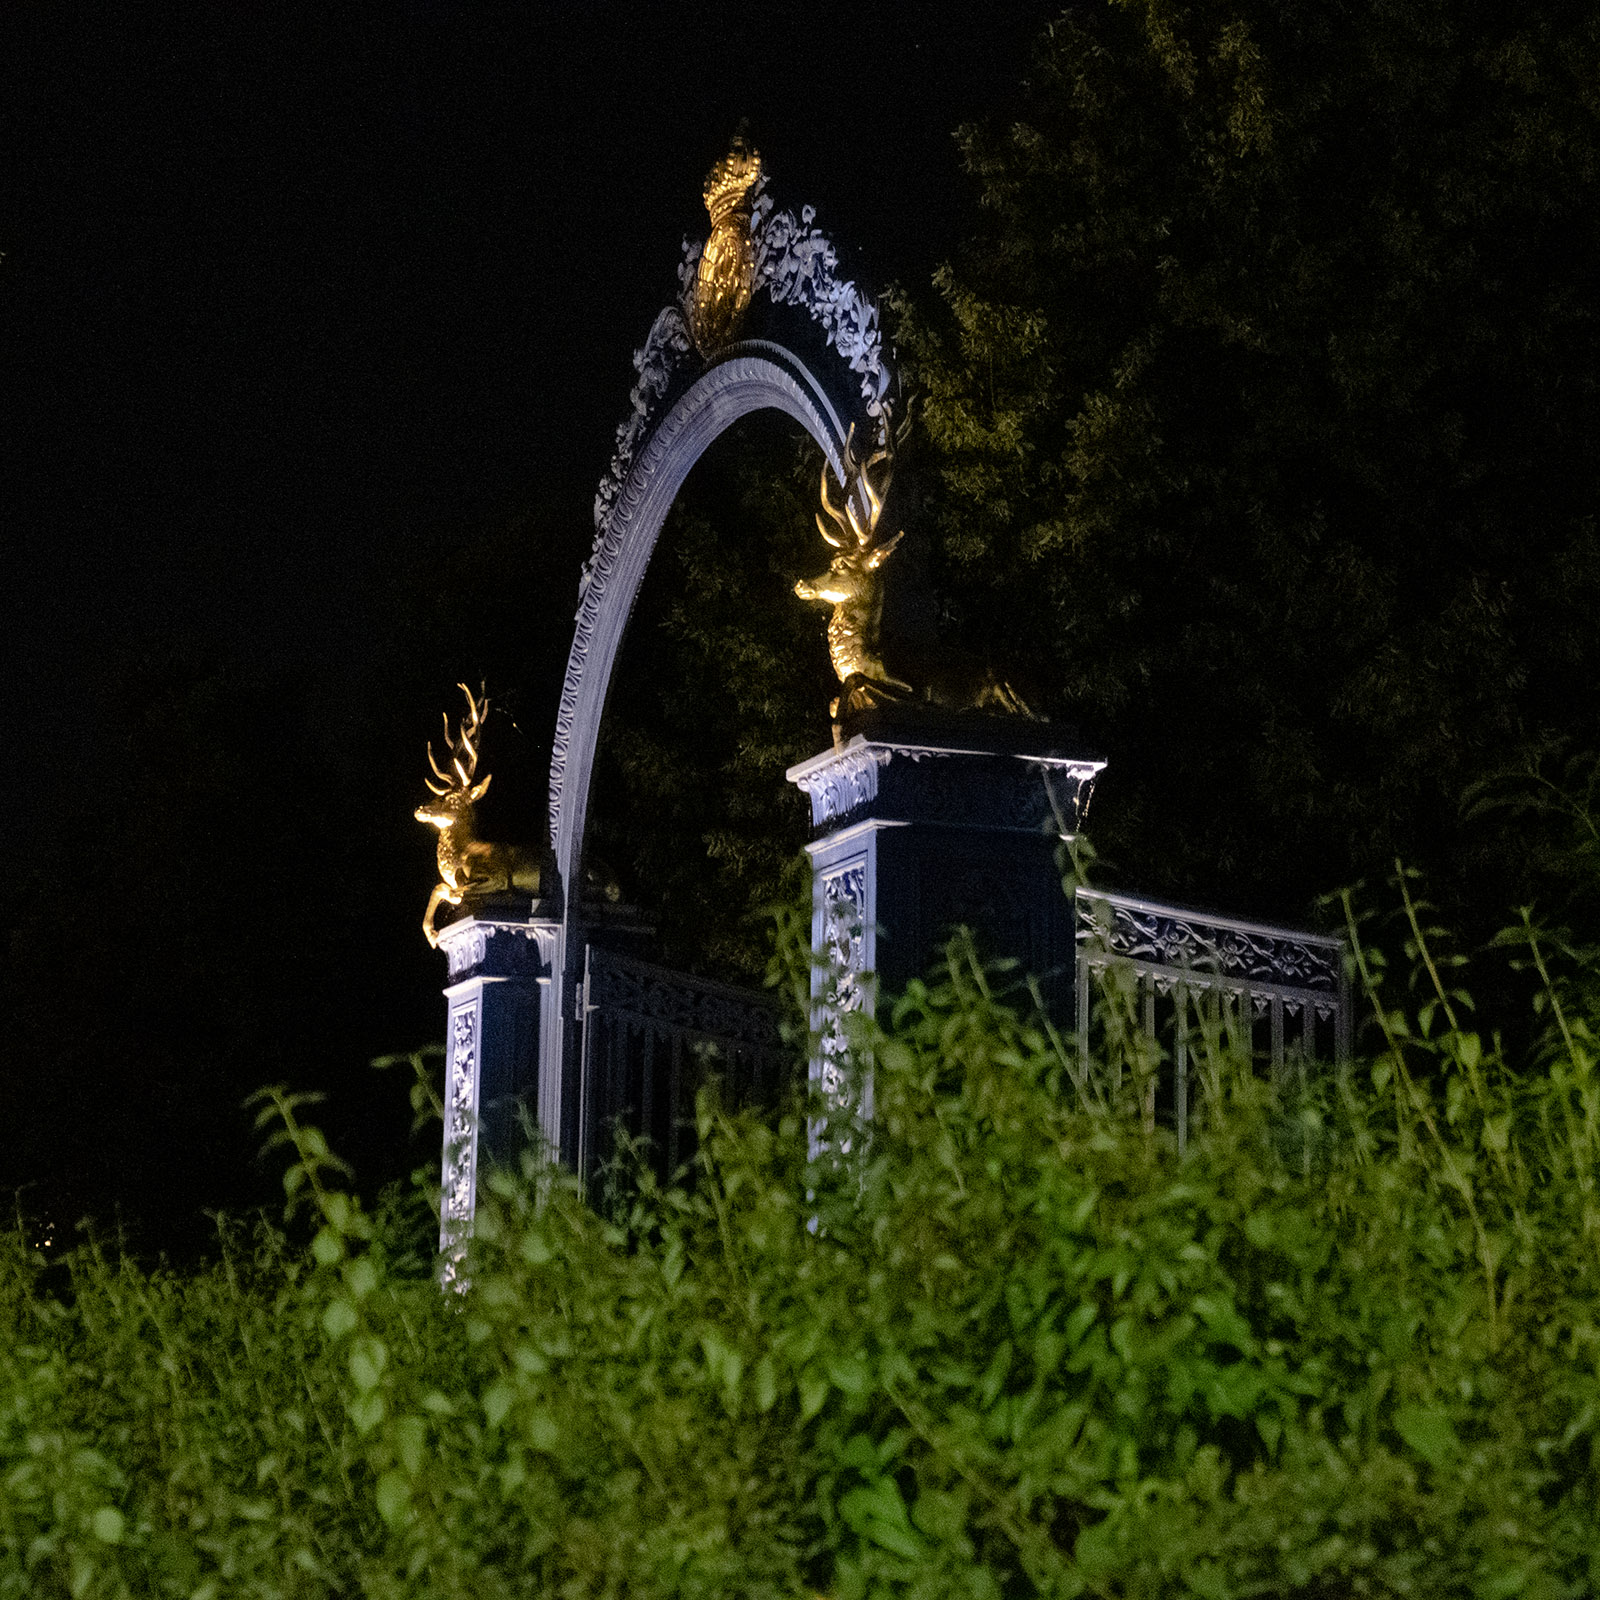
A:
[794,422,910,722]
[689,133,762,355]
[794,408,1039,730]
[415,684,543,948]
[702,134,762,226]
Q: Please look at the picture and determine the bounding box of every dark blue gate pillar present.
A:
[788,713,1103,1126]
[433,899,558,1266]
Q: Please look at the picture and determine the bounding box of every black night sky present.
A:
[1,5,1060,1248]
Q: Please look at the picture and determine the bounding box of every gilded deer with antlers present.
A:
[793,420,911,718]
[794,416,1034,726]
[415,684,544,948]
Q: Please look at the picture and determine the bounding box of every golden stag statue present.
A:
[415,684,543,948]
[794,419,1034,727]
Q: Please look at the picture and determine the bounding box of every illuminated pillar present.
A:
[433,901,558,1268]
[788,714,1103,1143]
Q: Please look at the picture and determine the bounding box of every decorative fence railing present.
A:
[1075,889,1350,1151]
[579,945,791,1184]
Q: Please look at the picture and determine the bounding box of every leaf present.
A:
[912,1486,968,1544]
[754,1354,778,1413]
[343,1257,378,1300]
[348,1337,388,1393]
[828,1355,870,1398]
[526,1408,561,1453]
[1109,1317,1135,1363]
[395,1415,426,1477]
[512,1343,549,1376]
[1256,1410,1282,1454]
[483,1382,515,1428]
[1193,1294,1255,1355]
[1063,1303,1097,1349]
[321,1299,358,1341]
[1393,1403,1458,1468]
[799,1367,829,1422]
[838,1479,928,1560]
[700,1330,744,1405]
[89,1508,124,1544]
[1476,1565,1535,1600]
[837,1433,881,1473]
[374,1470,411,1527]
[347,1392,385,1436]
[1186,1559,1235,1600]
[979,1340,1013,1408]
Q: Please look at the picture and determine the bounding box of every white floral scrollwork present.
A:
[792,746,892,828]
[442,925,488,980]
[587,301,695,576]
[750,197,889,418]
[1077,891,1341,993]
[437,1000,480,1286]
[811,862,869,1161]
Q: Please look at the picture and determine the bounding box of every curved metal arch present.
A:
[536,345,859,1157]
[533,167,897,1163]
[547,343,848,896]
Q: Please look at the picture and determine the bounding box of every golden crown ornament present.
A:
[688,135,762,355]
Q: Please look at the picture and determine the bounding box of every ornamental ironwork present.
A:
[813,860,869,1150]
[579,946,790,1183]
[438,998,480,1284]
[1077,890,1342,993]
[587,151,890,558]
[1075,888,1350,1153]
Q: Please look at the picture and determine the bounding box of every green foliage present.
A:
[8,884,1600,1595]
[893,0,1600,923]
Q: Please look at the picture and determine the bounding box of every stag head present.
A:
[794,417,912,700]
[807,420,905,588]
[414,682,491,829]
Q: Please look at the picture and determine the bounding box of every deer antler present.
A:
[851,447,890,546]
[817,456,850,549]
[809,413,907,581]
[834,417,901,560]
[450,682,483,782]
[423,754,450,796]
[423,683,488,793]
[892,392,914,451]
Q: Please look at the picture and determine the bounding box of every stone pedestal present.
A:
[434,896,558,1255]
[787,715,1104,1113]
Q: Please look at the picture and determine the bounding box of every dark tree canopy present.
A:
[892,0,1600,924]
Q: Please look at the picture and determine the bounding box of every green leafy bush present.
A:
[5,894,1600,1598]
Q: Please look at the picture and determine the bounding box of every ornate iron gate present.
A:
[578,946,790,1184]
[1075,889,1350,1151]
